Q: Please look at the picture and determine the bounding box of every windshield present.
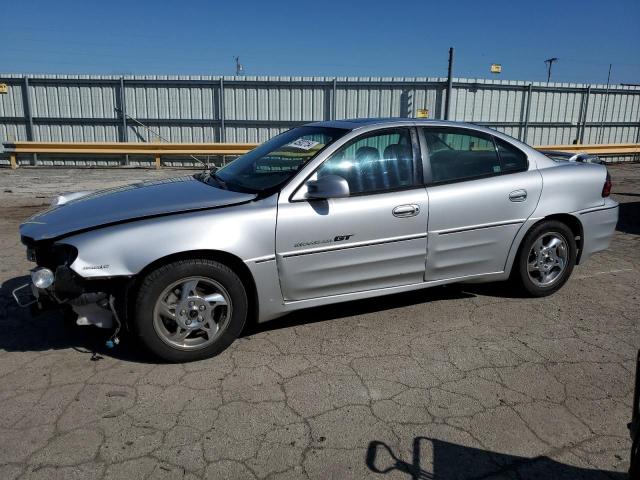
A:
[209,126,348,193]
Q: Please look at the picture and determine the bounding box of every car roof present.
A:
[309,118,490,131]
[307,118,559,170]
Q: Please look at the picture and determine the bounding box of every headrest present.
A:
[355,146,380,161]
[383,144,412,160]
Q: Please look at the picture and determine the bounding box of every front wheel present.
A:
[513,220,577,297]
[134,259,248,362]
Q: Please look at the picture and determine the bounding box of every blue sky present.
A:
[1,0,639,83]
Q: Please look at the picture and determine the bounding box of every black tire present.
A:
[513,220,577,297]
[133,259,248,362]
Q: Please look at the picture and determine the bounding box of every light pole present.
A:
[234,57,244,76]
[544,57,558,82]
[444,47,454,120]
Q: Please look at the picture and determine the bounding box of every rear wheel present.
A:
[134,259,247,362]
[514,220,577,297]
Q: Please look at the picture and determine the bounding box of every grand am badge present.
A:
[294,235,354,248]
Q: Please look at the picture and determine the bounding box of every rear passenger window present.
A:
[423,128,501,183]
[495,138,528,173]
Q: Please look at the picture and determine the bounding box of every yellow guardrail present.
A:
[3,141,638,169]
[535,143,640,155]
[3,141,259,168]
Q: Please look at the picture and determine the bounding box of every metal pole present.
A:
[579,86,591,144]
[22,76,36,165]
[444,47,454,120]
[522,84,533,143]
[575,86,586,144]
[545,58,558,82]
[119,77,128,141]
[332,78,337,120]
[218,78,225,142]
[219,78,226,167]
[119,77,129,165]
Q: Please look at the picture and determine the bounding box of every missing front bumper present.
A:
[12,282,114,329]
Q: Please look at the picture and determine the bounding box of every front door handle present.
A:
[393,204,420,218]
[509,189,527,202]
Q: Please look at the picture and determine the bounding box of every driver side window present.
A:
[315,128,418,195]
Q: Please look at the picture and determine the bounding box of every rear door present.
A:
[276,127,429,301]
[421,127,542,281]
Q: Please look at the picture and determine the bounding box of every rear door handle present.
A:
[393,204,420,217]
[509,189,527,202]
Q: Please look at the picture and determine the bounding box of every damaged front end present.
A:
[12,238,123,340]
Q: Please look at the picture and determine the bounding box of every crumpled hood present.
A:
[20,175,256,241]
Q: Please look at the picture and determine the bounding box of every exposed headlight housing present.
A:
[31,267,55,289]
[22,242,78,270]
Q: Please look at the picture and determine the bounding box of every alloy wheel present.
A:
[152,276,232,350]
[527,232,569,287]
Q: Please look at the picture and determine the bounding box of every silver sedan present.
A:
[16,119,618,361]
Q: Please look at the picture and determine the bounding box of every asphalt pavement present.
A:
[0,164,638,479]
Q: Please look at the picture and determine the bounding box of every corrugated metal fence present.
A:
[1,74,639,166]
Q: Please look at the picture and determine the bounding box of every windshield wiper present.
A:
[205,172,228,190]
[201,171,260,195]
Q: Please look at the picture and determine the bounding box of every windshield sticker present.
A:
[286,139,320,150]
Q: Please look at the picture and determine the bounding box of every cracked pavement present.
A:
[0,165,638,479]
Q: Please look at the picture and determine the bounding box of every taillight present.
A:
[602,171,612,197]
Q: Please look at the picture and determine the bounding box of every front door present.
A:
[276,127,429,301]
[421,127,543,281]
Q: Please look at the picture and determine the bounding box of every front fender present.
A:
[64,196,278,279]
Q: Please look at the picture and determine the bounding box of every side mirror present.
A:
[305,174,350,199]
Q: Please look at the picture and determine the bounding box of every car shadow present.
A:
[2,274,479,356]
[244,284,477,336]
[616,200,640,235]
[366,437,627,479]
[0,275,157,363]
[1,273,531,355]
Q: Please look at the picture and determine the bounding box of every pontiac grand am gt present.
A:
[14,119,618,362]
